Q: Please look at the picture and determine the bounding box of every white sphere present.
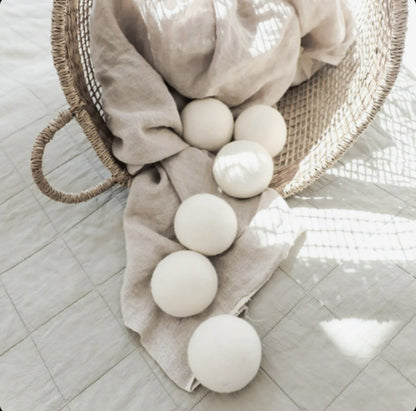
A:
[234,105,287,157]
[188,315,262,393]
[213,140,274,199]
[151,251,218,318]
[174,194,238,256]
[181,98,234,152]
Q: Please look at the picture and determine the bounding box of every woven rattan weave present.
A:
[31,0,408,203]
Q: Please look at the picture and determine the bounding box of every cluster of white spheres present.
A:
[151,193,237,318]
[150,194,262,393]
[181,98,287,198]
[149,98,286,393]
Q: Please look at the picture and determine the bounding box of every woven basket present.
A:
[31,0,408,203]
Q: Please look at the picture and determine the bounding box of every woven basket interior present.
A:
[63,0,406,197]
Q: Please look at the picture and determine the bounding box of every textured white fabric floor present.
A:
[1,1,416,410]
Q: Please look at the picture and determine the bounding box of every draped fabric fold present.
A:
[90,0,353,390]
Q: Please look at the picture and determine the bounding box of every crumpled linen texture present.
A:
[90,0,353,390]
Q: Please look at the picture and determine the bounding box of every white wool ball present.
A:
[188,315,262,393]
[174,193,238,256]
[151,250,218,318]
[234,105,287,157]
[181,98,234,152]
[213,140,274,199]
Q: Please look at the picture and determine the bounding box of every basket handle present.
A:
[31,108,123,204]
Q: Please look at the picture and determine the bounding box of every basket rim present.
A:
[50,0,131,184]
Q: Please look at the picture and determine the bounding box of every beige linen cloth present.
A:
[90,0,354,391]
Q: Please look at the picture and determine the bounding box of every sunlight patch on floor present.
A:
[320,317,399,363]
